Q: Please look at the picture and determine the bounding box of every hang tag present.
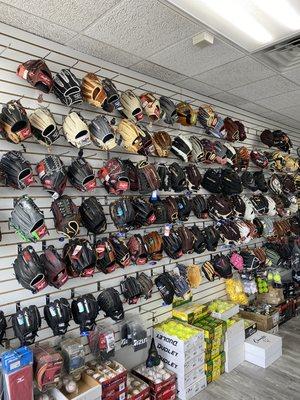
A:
[150,190,158,202]
[164,224,171,236]
[49,306,56,317]
[77,301,84,313]
[71,245,82,260]
[106,332,115,352]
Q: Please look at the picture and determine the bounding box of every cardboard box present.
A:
[205,352,226,373]
[239,309,279,332]
[244,319,257,338]
[176,364,205,390]
[209,303,239,321]
[159,352,205,375]
[206,364,225,384]
[245,330,282,368]
[193,316,227,341]
[172,303,208,324]
[267,325,279,334]
[257,288,285,306]
[51,374,101,400]
[225,343,245,372]
[177,375,207,400]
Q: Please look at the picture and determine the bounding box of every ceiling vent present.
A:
[254,35,300,72]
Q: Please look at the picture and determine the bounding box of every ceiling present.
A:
[1,0,300,128]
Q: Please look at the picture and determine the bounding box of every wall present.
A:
[0,23,299,364]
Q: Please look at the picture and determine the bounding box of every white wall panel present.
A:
[0,23,299,364]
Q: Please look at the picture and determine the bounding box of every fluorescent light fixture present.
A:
[166,0,300,51]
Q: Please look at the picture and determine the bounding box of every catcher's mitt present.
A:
[95,238,118,274]
[68,156,96,192]
[190,226,206,254]
[137,161,160,194]
[203,225,220,251]
[29,107,59,146]
[201,168,222,193]
[140,92,160,121]
[160,96,178,125]
[89,115,117,150]
[0,100,32,143]
[185,164,202,191]
[79,196,107,234]
[109,235,131,268]
[164,196,178,223]
[63,238,96,277]
[72,294,98,333]
[120,276,142,304]
[187,264,202,288]
[176,195,191,221]
[192,195,208,219]
[51,195,80,239]
[176,226,195,254]
[123,159,139,191]
[12,305,41,346]
[155,273,175,305]
[44,298,71,336]
[120,90,143,121]
[176,102,197,126]
[132,197,156,227]
[157,164,170,191]
[97,288,124,321]
[82,73,107,108]
[110,197,135,232]
[190,136,205,163]
[127,234,148,265]
[98,158,129,195]
[163,229,183,260]
[171,136,192,162]
[41,245,68,289]
[13,245,47,293]
[53,69,83,106]
[11,195,48,242]
[137,272,153,299]
[143,231,164,261]
[36,155,67,198]
[169,162,186,192]
[17,59,53,93]
[152,131,172,157]
[0,151,34,189]
[62,112,90,148]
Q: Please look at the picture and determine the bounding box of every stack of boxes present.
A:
[245,330,282,368]
[224,316,245,372]
[154,319,206,400]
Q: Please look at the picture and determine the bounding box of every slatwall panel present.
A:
[0,23,299,363]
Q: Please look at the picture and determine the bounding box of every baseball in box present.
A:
[172,303,208,324]
[207,300,239,321]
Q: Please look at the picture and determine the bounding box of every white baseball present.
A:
[65,380,77,393]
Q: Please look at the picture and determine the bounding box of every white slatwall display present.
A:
[0,23,299,364]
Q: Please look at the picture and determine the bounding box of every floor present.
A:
[199,316,300,400]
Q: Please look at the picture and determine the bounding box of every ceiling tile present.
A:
[149,36,244,76]
[84,0,202,58]
[0,3,76,44]
[239,102,273,116]
[67,35,141,68]
[1,0,120,31]
[282,65,300,84]
[176,78,219,96]
[129,61,186,84]
[211,92,248,107]
[254,90,300,111]
[194,57,275,91]
[277,106,300,121]
[229,76,299,101]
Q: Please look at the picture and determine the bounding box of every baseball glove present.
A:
[109,197,135,232]
[137,124,156,156]
[202,225,220,251]
[17,59,53,92]
[187,264,202,288]
[41,245,68,289]
[63,238,96,277]
[0,151,34,189]
[201,139,216,163]
[241,171,258,192]
[164,196,178,223]
[207,195,233,220]
[123,159,139,191]
[169,272,191,299]
[117,119,144,153]
[137,273,153,299]
[176,102,197,126]
[224,143,237,166]
[185,164,202,191]
[163,229,183,259]
[157,164,170,191]
[79,196,107,234]
[137,161,160,194]
[127,234,148,265]
[231,194,246,218]
[222,117,239,142]
[281,174,296,194]
[72,294,98,333]
[190,226,206,254]
[235,120,247,141]
[120,90,143,121]
[240,250,260,272]
[198,105,218,130]
[89,115,117,150]
[221,168,242,195]
[120,276,142,304]
[13,245,47,293]
[62,112,91,148]
[36,155,67,198]
[169,162,186,192]
[171,136,193,162]
[29,107,59,146]
[11,195,48,242]
[82,73,107,108]
[44,298,71,336]
[155,273,175,305]
[234,146,250,171]
[140,92,160,121]
[218,221,241,245]
[212,254,233,279]
[202,260,217,282]
[53,69,83,106]
[260,129,274,147]
[98,158,129,195]
[51,195,80,238]
[201,169,222,193]
[153,201,168,224]
[152,131,172,157]
[132,197,156,227]
[109,235,131,268]
[214,141,227,165]
[250,150,269,169]
[273,130,293,153]
[97,288,124,321]
[0,100,32,143]
[143,231,164,261]
[95,238,118,274]
[192,194,208,219]
[176,226,195,254]
[160,96,178,125]
[190,136,205,163]
[253,171,268,193]
[176,195,191,221]
[68,156,96,192]
[12,305,41,346]
[250,194,269,215]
